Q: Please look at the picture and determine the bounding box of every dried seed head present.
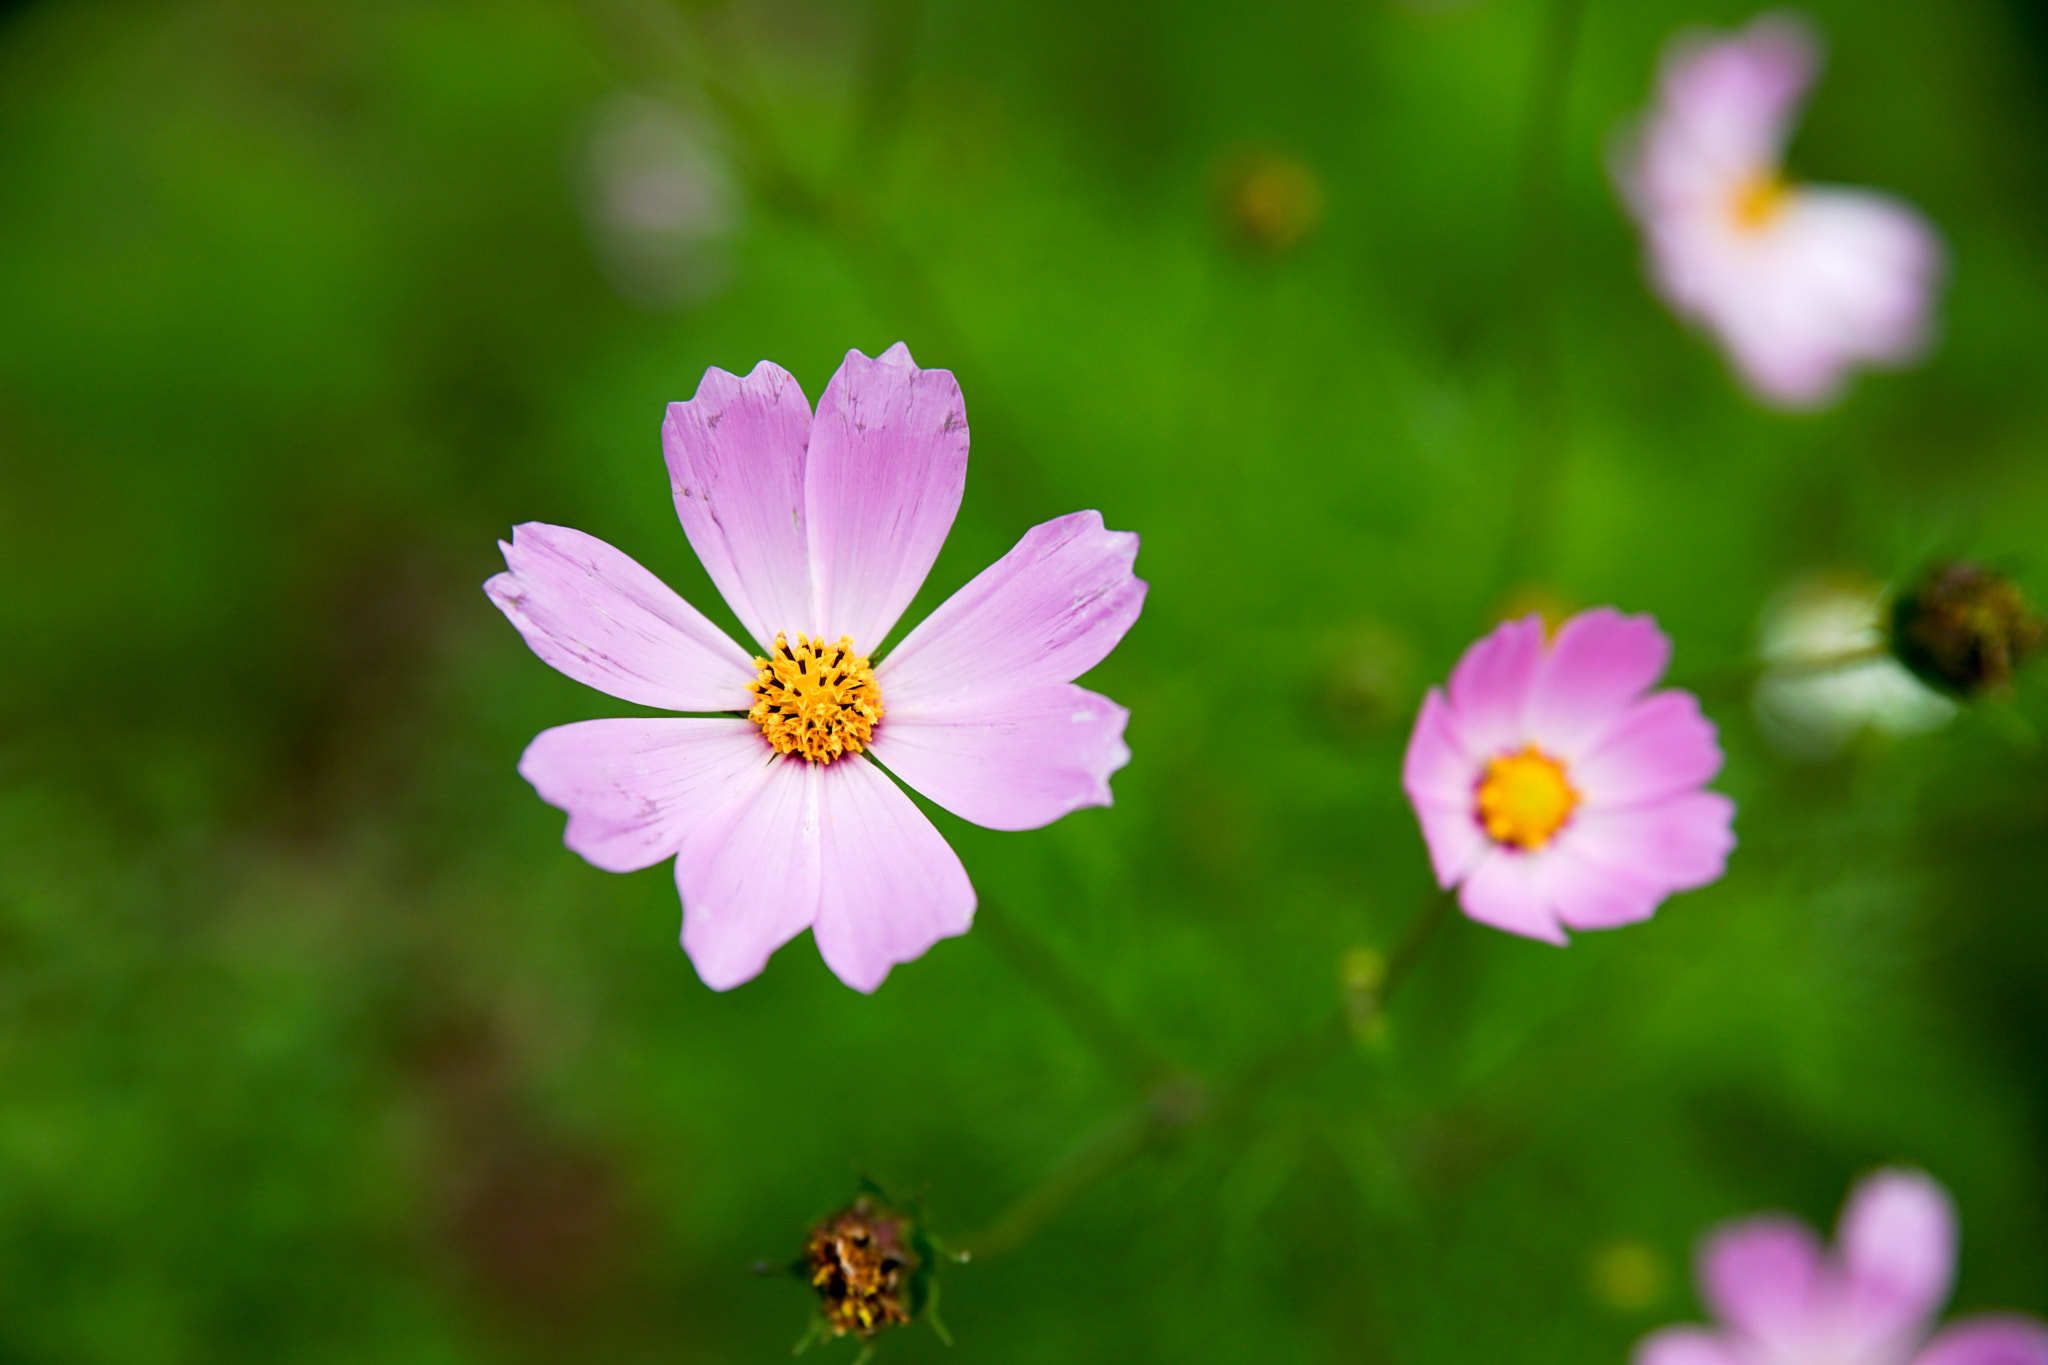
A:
[803,1196,920,1341]
[1891,562,2045,697]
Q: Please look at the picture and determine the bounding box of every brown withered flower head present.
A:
[804,1195,921,1341]
[1891,562,2046,698]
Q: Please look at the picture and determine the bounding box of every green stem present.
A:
[1673,642,1895,700]
[973,900,1181,1094]
[956,889,1457,1262]
[1496,0,1591,594]
[623,0,1058,523]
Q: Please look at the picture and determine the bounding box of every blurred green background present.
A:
[4,0,2048,1360]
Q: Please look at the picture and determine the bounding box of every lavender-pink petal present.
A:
[1699,1214,1826,1346]
[1913,1318,2048,1365]
[1526,607,1673,755]
[662,359,816,650]
[1401,689,1475,810]
[878,510,1146,706]
[1539,841,1669,931]
[1457,851,1567,945]
[1412,795,1488,889]
[486,523,757,711]
[1839,1168,1958,1341]
[1633,1326,1743,1365]
[1733,189,1941,404]
[804,344,970,650]
[868,682,1130,832]
[674,755,822,991]
[1445,615,1545,758]
[1569,790,1737,894]
[1571,691,1726,806]
[1658,14,1818,177]
[809,755,975,993]
[519,717,767,873]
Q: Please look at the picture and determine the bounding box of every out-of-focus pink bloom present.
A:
[1637,1169,2048,1365]
[1401,609,1734,943]
[487,344,1146,992]
[1614,13,1944,409]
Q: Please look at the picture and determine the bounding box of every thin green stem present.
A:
[619,0,1057,522]
[1673,642,1895,701]
[1496,0,1592,594]
[956,889,1457,1262]
[973,900,1181,1094]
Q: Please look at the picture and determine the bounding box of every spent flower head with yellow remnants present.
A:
[1612,12,1944,409]
[1402,609,1735,944]
[486,345,1146,992]
[1892,562,2046,699]
[803,1196,922,1342]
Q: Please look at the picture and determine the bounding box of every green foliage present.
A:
[1,0,2046,1361]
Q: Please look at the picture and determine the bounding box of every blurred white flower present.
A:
[580,93,739,308]
[1754,573,1954,757]
[1613,13,1944,409]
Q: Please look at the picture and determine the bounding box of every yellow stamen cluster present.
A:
[1475,745,1579,851]
[747,632,882,764]
[1730,172,1791,232]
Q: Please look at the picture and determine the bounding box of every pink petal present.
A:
[1712,189,1943,409]
[1572,691,1726,808]
[486,523,757,710]
[1699,1214,1825,1346]
[1445,616,1547,759]
[804,344,970,650]
[809,756,976,993]
[662,360,817,650]
[1457,850,1567,945]
[1913,1318,2048,1365]
[1538,839,1668,931]
[1403,689,1478,809]
[867,682,1130,832]
[1412,796,1489,889]
[1571,790,1737,894]
[1657,14,1818,179]
[519,718,767,873]
[1527,608,1673,756]
[1839,1168,1957,1341]
[878,510,1145,707]
[674,755,822,991]
[1633,1327,1743,1365]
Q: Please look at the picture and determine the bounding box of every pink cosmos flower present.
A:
[1638,1168,2048,1365]
[1400,609,1735,943]
[1613,12,1944,409]
[486,344,1145,993]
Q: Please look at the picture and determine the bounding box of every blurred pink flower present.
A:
[1638,1169,2048,1365]
[487,344,1145,993]
[1401,609,1734,943]
[1614,12,1944,409]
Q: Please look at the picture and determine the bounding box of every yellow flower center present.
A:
[1730,172,1791,232]
[1475,745,1579,851]
[747,632,882,764]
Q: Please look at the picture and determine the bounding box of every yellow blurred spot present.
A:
[1730,172,1791,232]
[1341,947,1390,1044]
[1217,149,1325,253]
[1341,947,1385,994]
[1589,1239,1670,1314]
[1494,584,1574,636]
